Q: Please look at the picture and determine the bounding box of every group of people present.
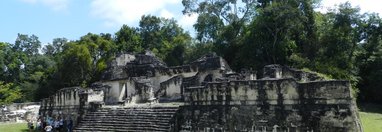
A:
[27,116,73,132]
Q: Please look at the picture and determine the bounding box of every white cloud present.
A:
[20,0,69,11]
[178,13,198,32]
[319,0,382,15]
[90,0,181,27]
[160,9,175,19]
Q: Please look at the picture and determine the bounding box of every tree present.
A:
[21,55,56,101]
[0,42,8,82]
[182,0,256,65]
[313,2,363,82]
[59,42,92,86]
[0,82,21,105]
[43,38,68,56]
[54,33,116,87]
[1,42,27,83]
[235,0,315,70]
[137,15,192,66]
[182,0,256,42]
[139,15,163,50]
[13,34,41,56]
[356,13,382,102]
[79,33,116,82]
[115,25,143,53]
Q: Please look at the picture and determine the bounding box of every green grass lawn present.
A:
[359,103,382,132]
[0,122,29,132]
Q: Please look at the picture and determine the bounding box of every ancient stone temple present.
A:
[39,51,363,132]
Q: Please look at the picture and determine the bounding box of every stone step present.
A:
[74,106,179,132]
[95,109,178,112]
[84,117,173,120]
[86,113,174,118]
[86,112,177,116]
[100,107,179,110]
[95,109,178,113]
[85,113,174,117]
[74,125,169,132]
[79,120,170,126]
[77,123,170,129]
[82,118,171,123]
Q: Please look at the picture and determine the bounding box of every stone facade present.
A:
[0,102,40,122]
[39,52,362,132]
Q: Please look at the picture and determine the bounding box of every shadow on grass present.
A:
[20,128,41,132]
[20,129,29,132]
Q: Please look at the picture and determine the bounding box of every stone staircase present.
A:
[74,106,180,132]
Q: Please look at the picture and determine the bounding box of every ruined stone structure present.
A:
[0,102,40,122]
[39,52,363,132]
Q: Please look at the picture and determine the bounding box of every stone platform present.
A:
[74,104,181,132]
[39,52,363,132]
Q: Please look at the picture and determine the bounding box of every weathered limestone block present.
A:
[263,64,283,78]
[39,87,105,126]
[181,77,361,131]
[39,52,362,132]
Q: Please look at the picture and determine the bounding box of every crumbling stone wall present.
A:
[99,52,228,104]
[39,87,104,125]
[263,64,325,82]
[0,102,40,122]
[176,68,361,132]
[39,52,362,132]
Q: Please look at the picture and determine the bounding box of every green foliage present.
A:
[182,0,256,64]
[115,25,143,53]
[184,0,381,101]
[0,123,33,132]
[301,68,333,80]
[137,15,192,66]
[14,34,41,56]
[359,103,382,132]
[235,0,313,70]
[49,33,117,88]
[184,41,214,63]
[60,43,92,86]
[0,82,21,105]
[43,38,68,56]
[1,0,382,104]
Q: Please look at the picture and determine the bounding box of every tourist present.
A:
[44,124,53,132]
[59,117,64,132]
[54,118,60,131]
[41,117,47,131]
[45,116,51,126]
[49,116,54,126]
[67,118,73,132]
[27,119,34,132]
[36,119,42,131]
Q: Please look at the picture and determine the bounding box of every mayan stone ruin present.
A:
[39,51,363,132]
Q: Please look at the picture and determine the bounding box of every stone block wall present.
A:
[39,87,104,125]
[179,78,361,132]
[38,52,362,132]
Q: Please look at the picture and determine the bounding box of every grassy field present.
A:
[0,103,381,132]
[0,122,29,132]
[359,103,382,132]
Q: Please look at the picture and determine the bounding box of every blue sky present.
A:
[0,0,381,45]
[0,0,196,44]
